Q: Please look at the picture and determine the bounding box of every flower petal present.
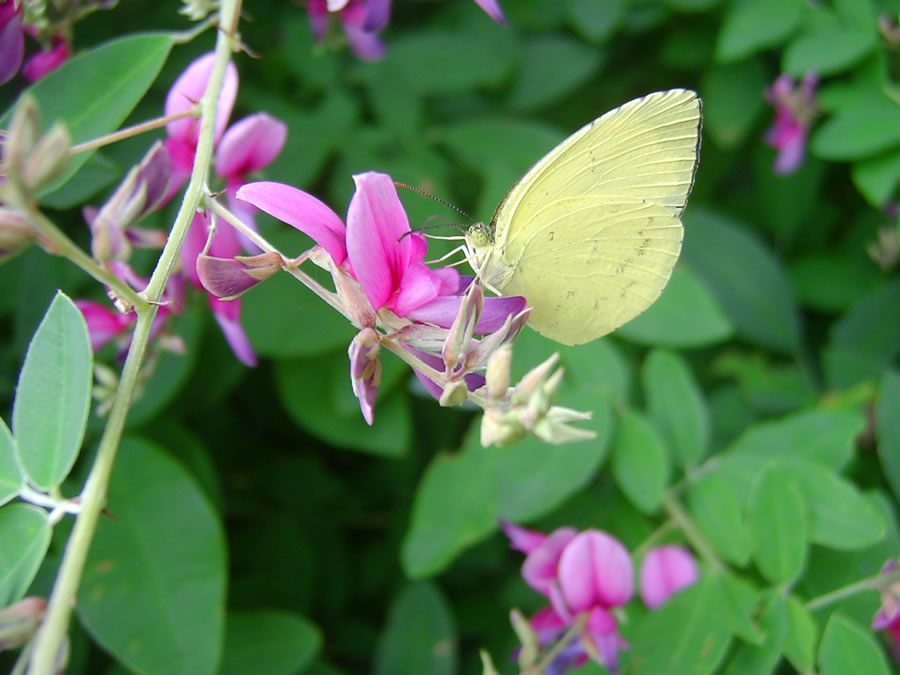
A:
[364,0,392,31]
[165,53,238,146]
[75,300,133,351]
[0,6,24,85]
[346,172,412,310]
[500,521,547,554]
[340,3,386,60]
[522,527,579,597]
[215,113,288,180]
[639,545,699,610]
[557,530,633,613]
[472,0,506,25]
[236,181,347,265]
[209,297,257,366]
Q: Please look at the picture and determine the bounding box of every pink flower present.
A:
[307,0,386,61]
[473,0,506,25]
[236,172,526,422]
[764,73,818,175]
[873,559,900,647]
[504,524,633,672]
[22,35,69,82]
[180,211,257,367]
[528,607,590,674]
[639,545,699,610]
[0,1,25,85]
[163,52,239,201]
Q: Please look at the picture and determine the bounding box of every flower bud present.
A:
[639,545,699,610]
[21,121,71,192]
[0,596,45,650]
[556,530,633,615]
[485,344,511,401]
[510,608,539,668]
[439,379,468,407]
[480,406,526,447]
[0,206,35,262]
[348,328,382,425]
[3,95,40,175]
[197,251,283,299]
[442,282,482,372]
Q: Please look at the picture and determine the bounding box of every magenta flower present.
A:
[639,545,699,610]
[22,35,69,82]
[0,0,24,85]
[504,524,633,671]
[75,299,134,352]
[473,0,506,24]
[164,52,239,201]
[180,211,257,367]
[307,0,386,61]
[873,559,900,648]
[764,73,818,175]
[236,172,526,422]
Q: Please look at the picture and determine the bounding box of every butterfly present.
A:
[464,89,702,346]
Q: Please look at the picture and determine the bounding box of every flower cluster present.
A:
[764,73,818,175]
[235,172,593,442]
[78,51,286,370]
[307,0,506,60]
[502,522,699,673]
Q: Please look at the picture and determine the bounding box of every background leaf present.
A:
[0,504,51,607]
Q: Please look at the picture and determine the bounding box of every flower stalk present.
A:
[25,1,242,671]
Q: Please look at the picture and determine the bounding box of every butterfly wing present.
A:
[496,196,683,345]
[487,89,702,343]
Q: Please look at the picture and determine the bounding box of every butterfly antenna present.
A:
[395,182,474,223]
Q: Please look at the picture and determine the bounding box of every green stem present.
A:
[805,569,900,611]
[29,208,144,309]
[632,519,677,561]
[661,491,725,575]
[25,3,241,672]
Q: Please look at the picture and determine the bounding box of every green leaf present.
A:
[0,418,22,506]
[12,291,92,489]
[274,349,411,457]
[852,148,900,207]
[611,410,669,513]
[388,30,513,95]
[818,613,891,675]
[826,281,900,389]
[0,503,51,607]
[715,0,803,62]
[221,611,321,675]
[784,25,877,77]
[722,574,765,644]
[712,353,817,415]
[242,262,356,358]
[373,583,457,675]
[789,254,882,313]
[721,592,789,675]
[403,398,611,577]
[641,349,710,468]
[749,466,807,584]
[682,208,801,354]
[78,437,226,675]
[617,264,734,348]
[784,595,817,673]
[877,370,900,503]
[778,458,886,550]
[701,59,768,147]
[811,94,900,160]
[686,473,752,566]
[724,409,864,471]
[564,0,625,43]
[505,35,605,111]
[0,33,174,199]
[626,575,732,675]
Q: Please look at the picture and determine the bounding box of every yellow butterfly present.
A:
[465,89,702,346]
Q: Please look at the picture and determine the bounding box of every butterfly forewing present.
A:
[492,89,701,250]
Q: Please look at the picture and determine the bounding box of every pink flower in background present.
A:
[873,559,900,660]
[0,1,25,85]
[639,545,699,610]
[164,52,239,201]
[307,0,387,61]
[503,524,633,671]
[180,211,257,367]
[764,73,818,175]
[306,0,504,60]
[22,34,69,81]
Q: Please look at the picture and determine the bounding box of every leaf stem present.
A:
[70,108,196,154]
[25,3,241,672]
[661,491,725,574]
[805,569,900,611]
